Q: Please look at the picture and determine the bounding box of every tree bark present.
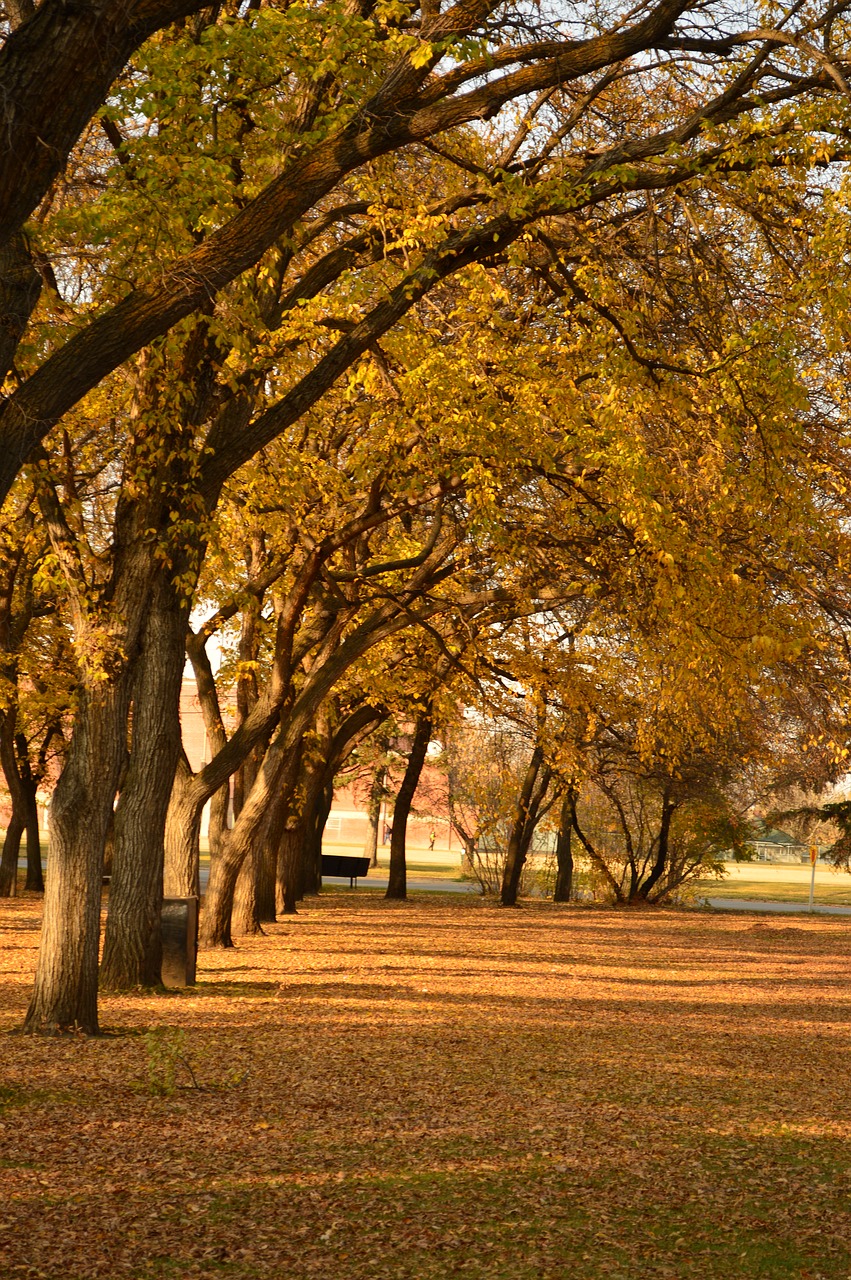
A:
[0,709,24,897]
[276,822,303,916]
[24,677,132,1034]
[386,709,432,902]
[0,807,23,898]
[100,580,187,989]
[200,730,303,946]
[500,746,545,908]
[553,791,574,903]
[302,778,333,897]
[232,841,265,936]
[257,830,278,922]
[164,752,201,898]
[568,793,625,904]
[637,790,677,902]
[21,762,43,892]
[364,763,386,868]
[459,833,477,878]
[0,232,41,384]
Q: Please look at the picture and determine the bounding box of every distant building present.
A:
[751,825,816,863]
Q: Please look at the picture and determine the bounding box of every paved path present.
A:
[321,875,477,894]
[704,897,851,916]
[195,868,478,895]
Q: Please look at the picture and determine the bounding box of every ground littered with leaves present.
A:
[1,893,850,1279]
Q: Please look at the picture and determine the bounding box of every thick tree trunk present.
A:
[100,582,187,990]
[364,764,385,868]
[257,831,277,922]
[24,678,131,1034]
[553,792,574,903]
[460,834,477,878]
[500,746,545,908]
[232,842,265,935]
[386,709,432,902]
[276,823,303,915]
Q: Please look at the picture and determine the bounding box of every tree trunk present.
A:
[460,833,477,878]
[0,807,23,897]
[200,735,301,947]
[364,764,385,868]
[22,770,43,892]
[276,822,303,915]
[24,677,132,1034]
[500,746,544,908]
[302,778,333,897]
[207,780,231,858]
[257,830,277,922]
[637,791,677,902]
[100,581,187,990]
[164,752,201,898]
[553,792,574,903]
[568,792,625,904]
[232,841,265,935]
[386,708,432,901]
[0,709,24,897]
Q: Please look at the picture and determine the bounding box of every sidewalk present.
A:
[704,896,851,916]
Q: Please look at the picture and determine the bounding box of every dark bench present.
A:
[320,854,370,887]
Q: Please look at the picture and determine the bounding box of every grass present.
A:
[1,893,851,1278]
[698,861,851,907]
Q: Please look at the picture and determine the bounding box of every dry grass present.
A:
[1,892,851,1279]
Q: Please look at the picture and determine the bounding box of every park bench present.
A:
[320,854,371,887]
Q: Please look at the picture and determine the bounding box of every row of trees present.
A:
[3,0,851,1033]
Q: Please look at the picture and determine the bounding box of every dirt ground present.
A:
[1,892,850,1280]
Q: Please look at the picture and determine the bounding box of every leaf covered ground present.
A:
[1,893,850,1280]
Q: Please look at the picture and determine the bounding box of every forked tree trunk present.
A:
[100,583,187,990]
[459,833,477,878]
[636,790,677,902]
[24,678,132,1034]
[501,747,546,908]
[386,709,432,902]
[553,792,574,903]
[201,738,301,947]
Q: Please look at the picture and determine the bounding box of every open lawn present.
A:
[698,862,851,907]
[1,894,850,1279]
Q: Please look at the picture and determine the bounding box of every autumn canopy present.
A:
[1,0,851,1043]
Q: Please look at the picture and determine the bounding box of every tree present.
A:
[385,704,434,902]
[11,0,851,1029]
